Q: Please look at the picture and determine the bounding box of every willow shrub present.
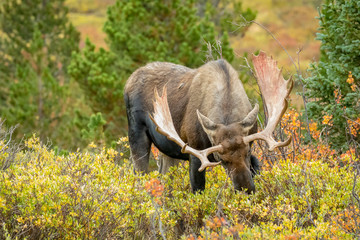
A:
[0,135,359,239]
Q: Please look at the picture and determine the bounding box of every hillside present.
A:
[237,0,321,70]
[66,0,114,49]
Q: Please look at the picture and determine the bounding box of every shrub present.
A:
[0,132,359,239]
[0,120,21,171]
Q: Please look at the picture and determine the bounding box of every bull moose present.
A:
[124,52,293,193]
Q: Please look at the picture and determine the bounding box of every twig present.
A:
[215,173,230,205]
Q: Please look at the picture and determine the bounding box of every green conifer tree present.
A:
[69,0,255,144]
[0,0,83,148]
[304,0,360,150]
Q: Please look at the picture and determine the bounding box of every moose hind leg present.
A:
[158,153,181,174]
[128,125,152,173]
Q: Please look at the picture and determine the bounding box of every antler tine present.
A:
[149,86,223,172]
[243,51,293,151]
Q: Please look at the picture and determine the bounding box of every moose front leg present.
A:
[189,156,206,192]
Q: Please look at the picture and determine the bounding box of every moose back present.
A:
[124,52,292,193]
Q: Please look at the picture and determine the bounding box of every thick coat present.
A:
[124,59,260,193]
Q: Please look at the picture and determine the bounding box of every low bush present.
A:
[0,131,359,239]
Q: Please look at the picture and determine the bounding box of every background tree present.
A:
[70,0,255,145]
[304,0,360,151]
[0,0,88,149]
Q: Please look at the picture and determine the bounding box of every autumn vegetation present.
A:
[0,0,359,239]
[0,114,359,239]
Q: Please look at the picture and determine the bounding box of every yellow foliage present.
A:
[0,132,359,239]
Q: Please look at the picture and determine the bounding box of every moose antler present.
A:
[149,87,224,172]
[243,51,293,151]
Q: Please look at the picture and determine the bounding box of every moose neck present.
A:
[190,59,253,125]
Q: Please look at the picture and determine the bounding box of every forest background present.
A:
[0,0,359,239]
[0,0,327,151]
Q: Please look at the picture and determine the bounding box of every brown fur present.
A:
[125,59,259,193]
[125,60,255,139]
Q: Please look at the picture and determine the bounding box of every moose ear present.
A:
[196,110,219,136]
[240,104,259,132]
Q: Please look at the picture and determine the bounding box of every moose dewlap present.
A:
[124,51,293,193]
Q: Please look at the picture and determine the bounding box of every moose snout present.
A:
[232,169,255,194]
